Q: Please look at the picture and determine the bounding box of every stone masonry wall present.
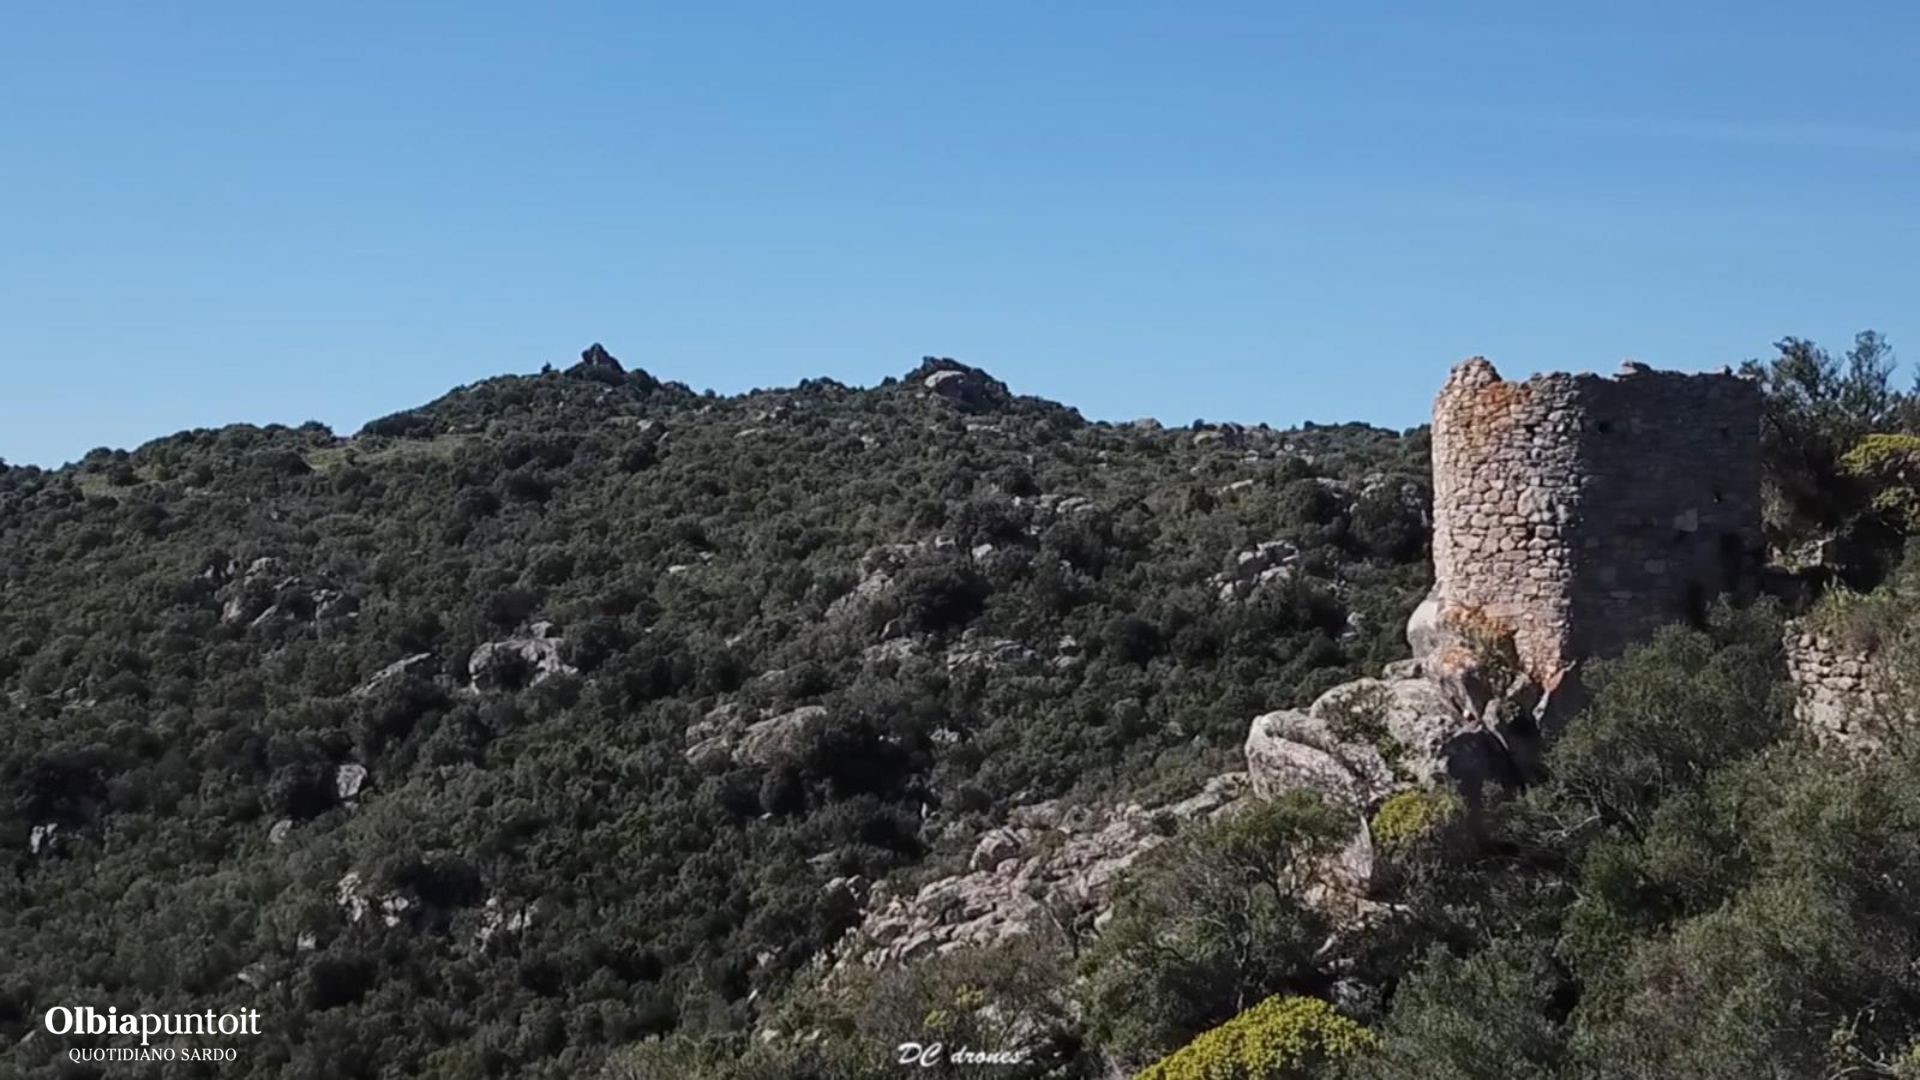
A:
[1431,358,1763,684]
[1784,629,1900,750]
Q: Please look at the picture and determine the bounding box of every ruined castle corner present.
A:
[1428,357,1764,684]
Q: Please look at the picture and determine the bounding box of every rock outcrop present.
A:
[683,702,830,768]
[944,630,1038,671]
[351,653,438,698]
[1246,708,1396,812]
[473,896,539,949]
[736,705,827,767]
[835,774,1249,969]
[825,543,925,624]
[1213,540,1299,602]
[210,556,353,630]
[29,823,59,857]
[572,342,624,376]
[915,358,1011,412]
[334,763,369,802]
[468,622,575,691]
[335,871,415,929]
[1246,595,1531,827]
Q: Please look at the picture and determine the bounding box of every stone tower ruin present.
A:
[1426,358,1764,688]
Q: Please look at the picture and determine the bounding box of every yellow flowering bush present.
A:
[1136,995,1376,1080]
[1841,433,1920,530]
[1370,789,1459,852]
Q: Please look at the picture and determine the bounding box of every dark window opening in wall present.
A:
[1719,426,1732,441]
[1684,582,1709,628]
[1717,532,1747,591]
[1595,420,1614,434]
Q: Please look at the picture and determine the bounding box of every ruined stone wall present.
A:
[1431,358,1763,683]
[1785,628,1901,751]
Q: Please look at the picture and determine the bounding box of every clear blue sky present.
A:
[3,2,1915,466]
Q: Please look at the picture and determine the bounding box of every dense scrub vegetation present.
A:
[665,601,1920,1080]
[9,332,1920,1079]
[0,351,1429,1077]
[1350,600,1920,1079]
[607,332,1920,1079]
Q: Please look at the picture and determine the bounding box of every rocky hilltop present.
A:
[9,340,1910,1079]
[0,346,1430,1078]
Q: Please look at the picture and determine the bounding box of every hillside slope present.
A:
[0,348,1431,1078]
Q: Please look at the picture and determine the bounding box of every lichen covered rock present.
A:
[1245,709,1395,811]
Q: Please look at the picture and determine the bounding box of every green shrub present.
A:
[1743,330,1904,543]
[1548,602,1788,832]
[1365,943,1569,1080]
[1806,539,1920,655]
[1081,795,1347,1066]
